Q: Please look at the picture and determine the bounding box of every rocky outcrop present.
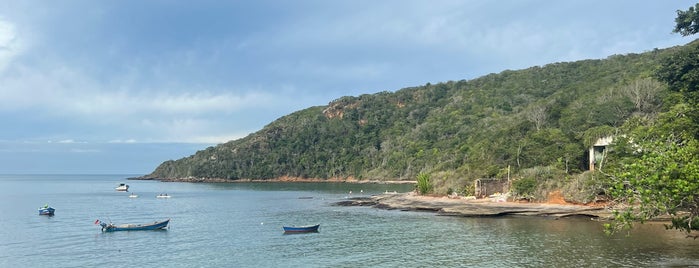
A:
[336,192,614,219]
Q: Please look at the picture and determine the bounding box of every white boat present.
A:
[128,193,138,198]
[115,183,129,191]
[156,193,171,198]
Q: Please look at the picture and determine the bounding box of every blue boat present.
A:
[282,224,320,233]
[96,219,170,232]
[38,205,55,216]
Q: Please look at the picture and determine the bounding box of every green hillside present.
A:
[145,40,697,201]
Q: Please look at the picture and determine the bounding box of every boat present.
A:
[96,219,170,232]
[156,193,171,198]
[115,183,129,191]
[128,193,138,198]
[282,224,320,233]
[38,205,55,216]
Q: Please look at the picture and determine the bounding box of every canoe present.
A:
[283,224,320,233]
[97,219,170,232]
[38,206,55,216]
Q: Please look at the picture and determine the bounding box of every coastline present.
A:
[132,175,680,225]
[336,192,615,220]
[129,175,416,184]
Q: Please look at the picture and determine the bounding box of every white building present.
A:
[589,136,613,171]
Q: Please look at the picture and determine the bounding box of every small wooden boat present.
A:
[96,219,170,232]
[115,183,129,191]
[38,205,55,216]
[283,224,320,233]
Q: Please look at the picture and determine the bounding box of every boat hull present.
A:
[101,219,170,232]
[38,207,55,216]
[283,224,320,233]
[115,183,129,191]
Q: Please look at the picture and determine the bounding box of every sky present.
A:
[0,1,696,174]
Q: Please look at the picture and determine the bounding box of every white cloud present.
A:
[1,1,694,149]
[70,148,100,153]
[0,62,286,144]
[108,139,138,144]
[0,18,23,73]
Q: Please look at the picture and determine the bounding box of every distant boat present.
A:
[96,219,170,232]
[156,193,171,198]
[128,193,138,198]
[283,224,320,233]
[38,205,55,216]
[115,183,129,191]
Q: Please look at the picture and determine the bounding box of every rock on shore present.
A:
[336,192,613,219]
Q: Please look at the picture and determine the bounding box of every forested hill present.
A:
[145,40,693,184]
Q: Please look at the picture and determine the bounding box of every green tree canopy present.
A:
[604,4,699,236]
[674,3,699,36]
[606,137,699,235]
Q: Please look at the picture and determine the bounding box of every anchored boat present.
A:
[96,219,170,232]
[115,183,129,191]
[38,205,55,216]
[282,224,320,233]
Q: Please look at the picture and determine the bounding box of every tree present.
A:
[655,43,699,100]
[662,3,699,105]
[621,78,663,115]
[524,104,547,131]
[605,137,699,236]
[603,5,699,237]
[673,3,699,36]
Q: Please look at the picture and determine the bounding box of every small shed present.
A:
[474,178,509,198]
[589,136,613,171]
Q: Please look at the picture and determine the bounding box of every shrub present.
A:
[511,177,537,200]
[416,172,432,195]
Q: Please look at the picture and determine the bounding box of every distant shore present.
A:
[129,175,416,184]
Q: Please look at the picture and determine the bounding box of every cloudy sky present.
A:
[0,1,695,174]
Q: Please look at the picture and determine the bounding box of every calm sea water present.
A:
[1,174,698,267]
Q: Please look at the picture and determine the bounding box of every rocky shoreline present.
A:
[129,175,416,184]
[335,192,615,219]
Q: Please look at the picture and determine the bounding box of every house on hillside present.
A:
[589,136,613,171]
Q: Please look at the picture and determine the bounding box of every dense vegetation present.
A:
[603,4,699,235]
[146,40,690,200]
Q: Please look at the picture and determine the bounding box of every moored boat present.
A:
[283,224,320,233]
[156,193,171,198]
[96,219,170,232]
[128,193,138,198]
[115,183,129,191]
[38,205,55,216]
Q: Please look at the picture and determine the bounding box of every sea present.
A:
[1,174,698,268]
